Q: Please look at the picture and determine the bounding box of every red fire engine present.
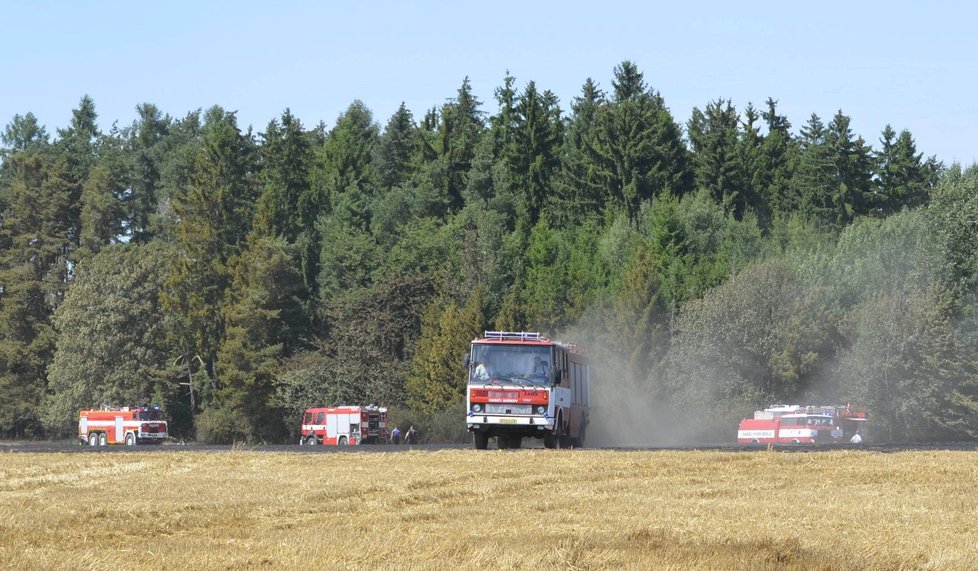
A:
[466,331,590,450]
[737,404,867,444]
[299,405,388,445]
[78,406,168,446]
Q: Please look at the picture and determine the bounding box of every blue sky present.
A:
[2,1,976,164]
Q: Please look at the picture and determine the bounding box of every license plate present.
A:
[499,419,517,424]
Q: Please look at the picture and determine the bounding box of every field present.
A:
[1,448,977,570]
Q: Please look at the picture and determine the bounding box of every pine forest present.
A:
[3,61,978,444]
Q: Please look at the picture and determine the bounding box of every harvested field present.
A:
[1,449,976,569]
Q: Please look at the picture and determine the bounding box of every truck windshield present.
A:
[138,410,162,421]
[469,344,551,387]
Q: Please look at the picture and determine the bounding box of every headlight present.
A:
[472,403,483,413]
[535,405,546,414]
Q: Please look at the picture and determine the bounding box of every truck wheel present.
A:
[473,432,489,450]
[89,433,98,447]
[98,433,107,446]
[338,436,348,446]
[508,437,522,449]
[305,435,317,446]
[543,433,557,449]
[125,433,136,446]
[556,415,571,448]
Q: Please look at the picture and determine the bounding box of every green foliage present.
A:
[663,259,834,439]
[837,286,978,441]
[439,78,485,210]
[579,61,692,223]
[688,99,744,212]
[2,67,974,445]
[163,107,257,374]
[405,289,486,414]
[43,243,176,437]
[0,153,74,437]
[205,236,306,443]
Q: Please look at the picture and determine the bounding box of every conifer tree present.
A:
[792,113,836,224]
[0,154,71,436]
[439,78,485,210]
[688,99,744,212]
[876,126,931,214]
[583,61,691,223]
[824,110,874,224]
[200,236,305,443]
[375,103,418,191]
[127,103,171,242]
[758,98,797,218]
[509,82,563,225]
[553,78,606,224]
[163,107,257,383]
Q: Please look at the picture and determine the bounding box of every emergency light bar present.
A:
[484,331,543,341]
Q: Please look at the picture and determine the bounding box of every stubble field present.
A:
[1,448,977,570]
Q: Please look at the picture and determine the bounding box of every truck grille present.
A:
[486,404,531,415]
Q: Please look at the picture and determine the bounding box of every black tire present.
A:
[543,432,557,449]
[338,436,348,446]
[556,414,571,449]
[751,439,760,444]
[306,435,318,446]
[125,433,136,446]
[508,437,522,449]
[89,433,98,447]
[473,432,489,450]
[497,436,509,450]
[98,433,107,447]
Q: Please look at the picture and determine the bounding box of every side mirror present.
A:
[463,352,470,369]
[552,369,562,386]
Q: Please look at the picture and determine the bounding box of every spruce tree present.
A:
[876,125,930,214]
[688,99,744,212]
[584,61,691,223]
[163,107,257,383]
[375,103,418,192]
[553,78,606,224]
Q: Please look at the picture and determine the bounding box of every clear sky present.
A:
[2,1,976,165]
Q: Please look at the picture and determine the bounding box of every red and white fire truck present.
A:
[466,331,590,450]
[299,405,388,446]
[737,404,868,445]
[78,406,169,446]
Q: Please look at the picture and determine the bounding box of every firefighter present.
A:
[405,426,416,445]
[474,360,491,382]
[531,356,548,377]
[391,426,401,444]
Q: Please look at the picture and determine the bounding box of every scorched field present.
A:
[1,448,977,570]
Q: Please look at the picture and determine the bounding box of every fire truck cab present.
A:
[466,331,590,450]
[78,406,168,446]
[737,404,867,444]
[300,405,388,446]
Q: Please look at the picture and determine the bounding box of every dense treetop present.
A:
[1,61,975,443]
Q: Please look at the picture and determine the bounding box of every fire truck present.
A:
[737,404,867,445]
[78,406,168,446]
[466,331,590,450]
[299,405,388,445]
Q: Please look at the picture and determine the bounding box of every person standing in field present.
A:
[405,426,416,445]
[391,426,401,444]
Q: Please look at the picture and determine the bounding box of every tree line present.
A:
[1,61,975,443]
